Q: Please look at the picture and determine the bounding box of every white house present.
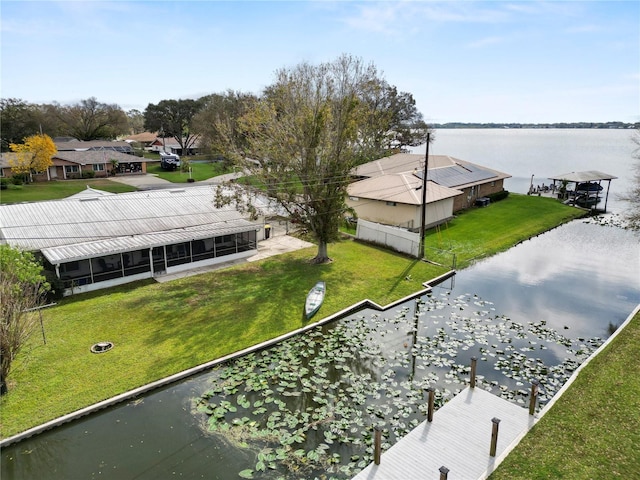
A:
[0,185,266,295]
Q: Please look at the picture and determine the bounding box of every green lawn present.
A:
[146,160,234,182]
[490,310,640,479]
[424,194,585,268]
[0,178,136,204]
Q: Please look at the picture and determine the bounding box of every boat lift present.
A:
[548,170,618,213]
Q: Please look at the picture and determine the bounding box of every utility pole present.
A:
[418,132,431,259]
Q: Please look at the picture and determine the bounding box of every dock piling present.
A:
[470,356,477,388]
[373,426,382,465]
[427,387,435,422]
[529,379,539,415]
[490,417,501,457]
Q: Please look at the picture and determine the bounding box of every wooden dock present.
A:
[352,387,535,480]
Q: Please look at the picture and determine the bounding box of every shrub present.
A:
[11,174,26,185]
[0,178,8,190]
[81,170,96,179]
[43,269,65,302]
[488,190,510,202]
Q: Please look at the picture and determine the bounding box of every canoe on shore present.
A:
[305,281,326,319]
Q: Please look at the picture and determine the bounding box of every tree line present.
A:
[1,68,428,163]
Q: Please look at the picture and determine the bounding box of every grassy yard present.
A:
[0,242,447,438]
[424,194,585,268]
[0,195,587,439]
[146,160,234,182]
[490,310,640,479]
[0,178,136,204]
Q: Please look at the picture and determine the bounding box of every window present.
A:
[215,234,237,257]
[65,165,80,174]
[386,201,397,206]
[93,164,105,172]
[166,242,191,267]
[60,261,80,272]
[349,196,359,201]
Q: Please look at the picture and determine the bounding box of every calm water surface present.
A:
[411,128,637,213]
[2,220,638,480]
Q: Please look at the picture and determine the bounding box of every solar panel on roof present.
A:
[417,163,497,188]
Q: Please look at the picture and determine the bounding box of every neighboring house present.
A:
[0,186,265,296]
[124,132,158,150]
[149,136,201,155]
[348,153,510,227]
[54,138,135,154]
[1,150,150,181]
[0,153,18,179]
[346,173,462,230]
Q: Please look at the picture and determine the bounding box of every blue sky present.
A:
[1,1,638,123]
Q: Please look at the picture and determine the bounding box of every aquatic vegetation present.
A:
[194,292,603,479]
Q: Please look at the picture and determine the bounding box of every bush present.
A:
[488,190,510,202]
[81,170,96,179]
[11,175,26,185]
[0,178,8,190]
[43,269,65,302]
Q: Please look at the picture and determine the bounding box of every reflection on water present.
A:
[450,220,639,339]
[2,221,638,480]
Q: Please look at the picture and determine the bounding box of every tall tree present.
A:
[357,80,429,162]
[143,99,203,155]
[217,55,383,263]
[0,98,41,151]
[0,245,50,395]
[620,128,640,229]
[193,90,258,166]
[56,97,128,140]
[126,109,146,135]
[9,134,57,181]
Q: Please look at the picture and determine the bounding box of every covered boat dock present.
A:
[548,170,617,213]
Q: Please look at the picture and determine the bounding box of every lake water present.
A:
[410,128,637,213]
[2,129,639,479]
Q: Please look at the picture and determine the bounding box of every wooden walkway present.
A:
[352,387,535,480]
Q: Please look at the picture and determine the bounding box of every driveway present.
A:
[109,171,246,190]
[109,174,173,189]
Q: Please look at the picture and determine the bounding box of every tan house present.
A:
[124,131,158,149]
[346,173,462,230]
[347,153,510,229]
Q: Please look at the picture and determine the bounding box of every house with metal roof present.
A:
[348,153,511,228]
[0,185,263,295]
